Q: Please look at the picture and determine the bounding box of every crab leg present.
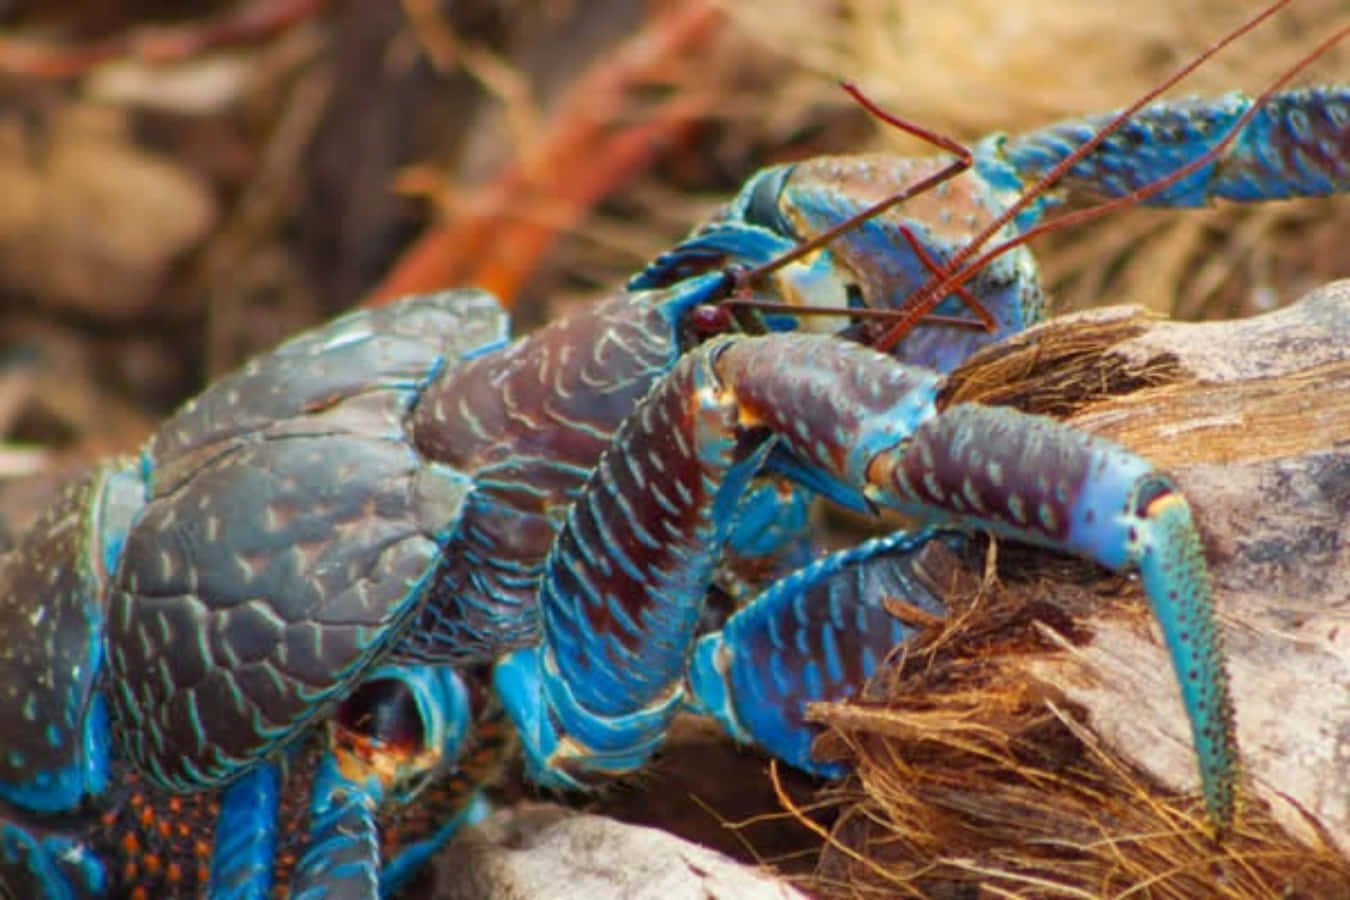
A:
[719,334,1237,830]
[203,664,478,897]
[288,665,476,897]
[492,331,788,788]
[208,763,281,898]
[496,330,1235,831]
[686,528,951,775]
[652,87,1350,374]
[288,755,382,899]
[997,86,1350,212]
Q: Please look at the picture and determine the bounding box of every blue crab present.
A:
[0,75,1347,896]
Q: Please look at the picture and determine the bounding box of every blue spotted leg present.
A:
[494,320,1235,828]
[687,529,953,775]
[636,86,1350,373]
[997,86,1350,208]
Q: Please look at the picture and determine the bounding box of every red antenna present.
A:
[871,0,1339,351]
[727,0,1331,354]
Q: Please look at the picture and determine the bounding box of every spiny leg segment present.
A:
[495,330,1236,830]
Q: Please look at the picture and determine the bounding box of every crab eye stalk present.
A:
[739,165,798,239]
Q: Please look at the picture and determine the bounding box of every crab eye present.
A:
[336,677,425,756]
[741,165,797,239]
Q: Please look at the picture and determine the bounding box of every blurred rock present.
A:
[435,804,809,900]
[88,53,252,115]
[0,103,215,317]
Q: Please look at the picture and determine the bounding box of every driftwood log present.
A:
[436,281,1350,898]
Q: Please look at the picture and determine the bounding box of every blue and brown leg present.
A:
[993,85,1350,212]
[209,764,281,898]
[292,664,483,899]
[713,333,1237,830]
[687,528,954,774]
[492,331,943,785]
[494,329,1235,831]
[492,331,786,789]
[679,87,1350,376]
[496,330,1236,825]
